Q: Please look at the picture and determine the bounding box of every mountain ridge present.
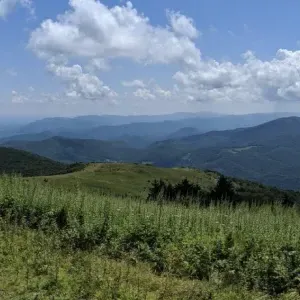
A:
[3,116,300,190]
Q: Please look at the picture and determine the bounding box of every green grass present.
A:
[35,163,218,197]
[0,225,276,300]
[2,175,300,298]
[34,163,300,207]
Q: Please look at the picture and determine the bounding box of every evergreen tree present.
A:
[211,175,235,202]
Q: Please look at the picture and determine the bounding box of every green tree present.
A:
[211,175,235,202]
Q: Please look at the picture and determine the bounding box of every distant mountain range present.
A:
[2,113,300,190]
[1,112,298,147]
[143,117,300,190]
[4,137,139,164]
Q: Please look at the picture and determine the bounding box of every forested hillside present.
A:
[0,147,84,176]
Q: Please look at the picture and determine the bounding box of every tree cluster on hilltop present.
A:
[147,175,295,207]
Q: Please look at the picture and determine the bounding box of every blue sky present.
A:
[1,0,300,117]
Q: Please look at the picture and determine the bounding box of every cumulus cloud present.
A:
[153,85,172,98]
[0,0,34,19]
[26,0,300,107]
[125,80,171,99]
[28,0,202,103]
[28,0,201,67]
[122,79,146,88]
[173,49,300,103]
[86,58,110,72]
[167,10,200,39]
[47,63,117,100]
[133,88,156,100]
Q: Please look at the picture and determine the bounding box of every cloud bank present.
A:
[25,0,300,107]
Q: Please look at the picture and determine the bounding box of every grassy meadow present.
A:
[0,164,300,300]
[34,163,218,197]
[1,170,300,299]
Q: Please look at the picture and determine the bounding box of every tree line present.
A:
[147,175,295,207]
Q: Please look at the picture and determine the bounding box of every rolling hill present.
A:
[35,163,300,204]
[0,147,83,176]
[4,136,139,164]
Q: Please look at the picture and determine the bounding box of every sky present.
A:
[1,0,300,117]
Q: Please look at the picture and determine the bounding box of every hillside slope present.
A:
[4,136,140,163]
[35,163,300,205]
[0,147,81,176]
[144,117,300,190]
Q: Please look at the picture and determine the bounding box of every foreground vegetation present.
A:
[2,175,300,298]
[0,225,273,300]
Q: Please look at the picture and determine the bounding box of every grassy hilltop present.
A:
[36,163,217,197]
[35,162,300,206]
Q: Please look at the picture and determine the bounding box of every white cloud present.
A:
[47,63,117,100]
[11,90,28,103]
[26,0,300,108]
[133,88,156,100]
[28,0,202,104]
[153,85,171,97]
[0,0,34,19]
[173,49,300,103]
[124,80,171,99]
[86,58,110,72]
[28,0,201,67]
[167,10,200,39]
[28,86,35,92]
[122,79,146,88]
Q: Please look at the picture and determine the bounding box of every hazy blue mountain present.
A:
[16,113,206,134]
[4,136,140,164]
[15,112,299,138]
[0,131,55,143]
[166,127,200,139]
[0,126,18,139]
[143,117,300,190]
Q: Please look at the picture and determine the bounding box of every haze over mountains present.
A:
[0,112,296,142]
[2,112,300,190]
